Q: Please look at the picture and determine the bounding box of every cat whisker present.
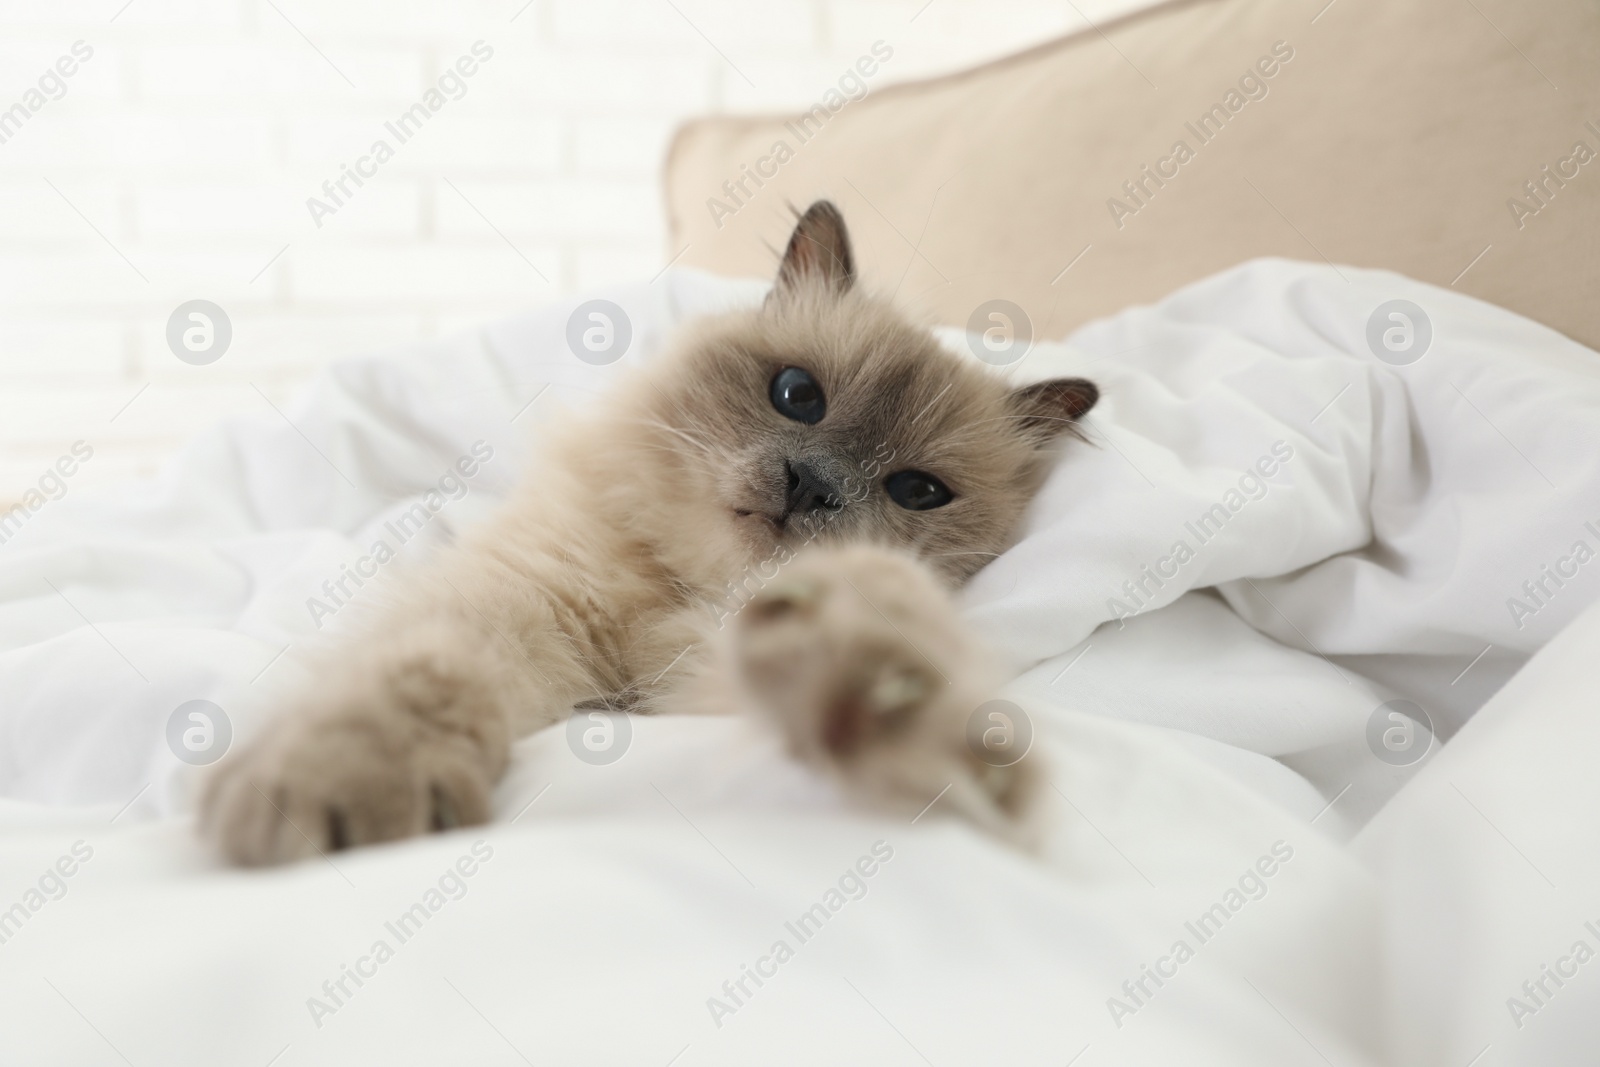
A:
[617,416,722,459]
[968,412,1092,442]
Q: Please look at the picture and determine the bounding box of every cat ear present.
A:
[1006,378,1099,443]
[769,200,855,303]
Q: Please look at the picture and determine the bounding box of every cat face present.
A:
[611,201,1097,587]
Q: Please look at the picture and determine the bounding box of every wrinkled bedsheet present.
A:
[3,258,1598,1064]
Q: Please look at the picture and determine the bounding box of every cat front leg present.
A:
[201,559,603,866]
[721,545,1045,846]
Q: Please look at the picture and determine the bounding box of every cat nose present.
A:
[784,460,843,517]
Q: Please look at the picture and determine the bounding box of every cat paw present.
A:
[728,545,1042,844]
[200,659,509,866]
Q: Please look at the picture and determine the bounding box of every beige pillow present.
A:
[665,0,1600,349]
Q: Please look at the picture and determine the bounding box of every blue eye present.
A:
[770,367,826,424]
[884,471,952,511]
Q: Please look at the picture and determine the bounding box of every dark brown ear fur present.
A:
[769,200,855,301]
[1007,378,1099,443]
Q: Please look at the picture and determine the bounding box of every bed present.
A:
[4,0,1600,1063]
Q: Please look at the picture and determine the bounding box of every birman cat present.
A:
[202,201,1098,864]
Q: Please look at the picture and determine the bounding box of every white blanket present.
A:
[2,259,1598,1064]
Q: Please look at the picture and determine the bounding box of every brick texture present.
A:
[0,0,1151,502]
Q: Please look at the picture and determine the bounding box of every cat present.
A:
[201,200,1098,864]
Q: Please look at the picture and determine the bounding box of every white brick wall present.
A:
[0,0,1152,502]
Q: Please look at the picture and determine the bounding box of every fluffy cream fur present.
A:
[201,202,1096,864]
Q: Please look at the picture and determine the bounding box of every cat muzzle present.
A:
[782,459,845,521]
